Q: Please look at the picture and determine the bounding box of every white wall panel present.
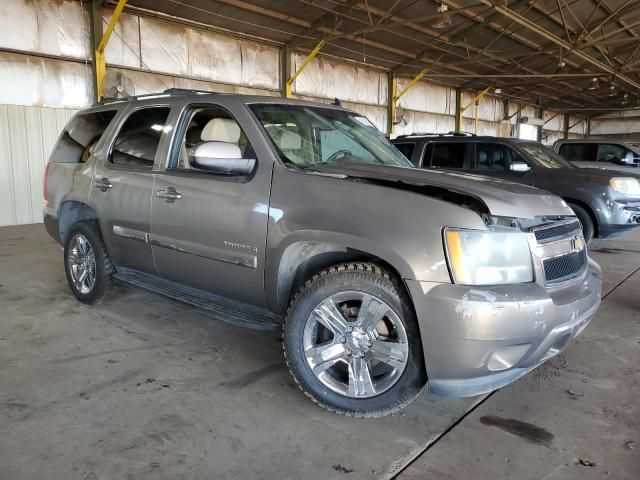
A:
[0,0,89,60]
[292,54,387,106]
[104,11,141,69]
[137,16,280,91]
[0,52,93,108]
[0,105,76,226]
[569,115,587,135]
[396,80,455,115]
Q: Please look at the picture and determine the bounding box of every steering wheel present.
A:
[326,149,351,163]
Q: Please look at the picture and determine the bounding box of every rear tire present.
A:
[63,221,114,304]
[568,203,594,244]
[283,263,427,417]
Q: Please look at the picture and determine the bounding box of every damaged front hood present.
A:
[319,164,574,218]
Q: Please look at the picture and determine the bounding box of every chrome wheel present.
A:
[67,233,96,295]
[302,291,409,399]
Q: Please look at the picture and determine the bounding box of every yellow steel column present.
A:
[459,85,492,133]
[285,40,325,98]
[95,0,128,100]
[390,66,429,134]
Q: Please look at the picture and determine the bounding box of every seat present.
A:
[276,129,304,164]
[201,118,241,144]
[477,150,491,170]
[489,150,506,171]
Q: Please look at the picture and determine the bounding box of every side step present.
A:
[113,268,281,331]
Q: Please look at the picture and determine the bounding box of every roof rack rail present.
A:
[162,88,216,95]
[93,88,217,106]
[395,131,477,139]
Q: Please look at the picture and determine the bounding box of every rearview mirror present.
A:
[510,161,531,173]
[189,141,256,176]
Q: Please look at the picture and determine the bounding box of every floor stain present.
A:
[218,363,283,390]
[479,415,554,446]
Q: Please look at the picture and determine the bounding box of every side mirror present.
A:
[189,141,256,176]
[510,161,531,172]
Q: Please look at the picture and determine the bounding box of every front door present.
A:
[91,105,171,274]
[467,142,534,185]
[150,103,273,307]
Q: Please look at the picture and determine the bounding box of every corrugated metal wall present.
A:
[0,105,76,226]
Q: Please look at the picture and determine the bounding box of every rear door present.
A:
[149,101,273,306]
[423,141,471,170]
[91,105,171,275]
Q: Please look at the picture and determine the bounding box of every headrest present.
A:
[477,151,488,163]
[201,118,241,143]
[278,130,302,150]
[489,150,503,163]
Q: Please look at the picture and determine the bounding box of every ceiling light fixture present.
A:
[494,87,502,94]
[432,2,452,29]
[587,77,600,91]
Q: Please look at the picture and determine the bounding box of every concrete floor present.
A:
[0,225,638,480]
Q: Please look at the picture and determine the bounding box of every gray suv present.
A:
[393,134,640,242]
[43,90,601,417]
[554,138,640,172]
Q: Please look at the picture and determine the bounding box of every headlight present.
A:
[444,229,533,285]
[610,177,640,195]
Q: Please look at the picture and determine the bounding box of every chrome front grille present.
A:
[530,219,588,286]
[543,249,588,284]
[534,220,581,244]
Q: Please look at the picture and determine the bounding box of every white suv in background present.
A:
[553,139,640,172]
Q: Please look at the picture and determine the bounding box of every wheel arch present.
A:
[563,197,599,237]
[58,200,99,245]
[270,239,413,316]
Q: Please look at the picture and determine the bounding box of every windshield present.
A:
[628,142,640,153]
[520,142,574,169]
[250,104,411,168]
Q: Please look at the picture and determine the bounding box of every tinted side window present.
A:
[558,143,593,162]
[110,107,170,169]
[49,110,117,164]
[596,144,629,162]
[431,143,467,169]
[394,142,416,163]
[474,143,512,172]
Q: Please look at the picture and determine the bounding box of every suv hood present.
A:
[318,164,573,218]
[534,166,640,184]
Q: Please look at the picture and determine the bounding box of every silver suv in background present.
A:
[43,90,601,417]
[554,138,640,172]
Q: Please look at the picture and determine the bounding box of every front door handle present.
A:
[93,177,113,192]
[156,187,182,203]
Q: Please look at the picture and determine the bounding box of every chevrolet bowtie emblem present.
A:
[571,235,585,252]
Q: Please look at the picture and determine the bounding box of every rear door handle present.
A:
[156,187,182,202]
[93,177,113,191]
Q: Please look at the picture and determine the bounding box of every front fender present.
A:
[264,164,487,312]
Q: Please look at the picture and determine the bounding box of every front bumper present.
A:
[597,198,640,239]
[406,258,602,398]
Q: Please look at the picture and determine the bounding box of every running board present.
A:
[113,268,281,331]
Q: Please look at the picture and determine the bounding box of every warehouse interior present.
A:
[1,0,639,479]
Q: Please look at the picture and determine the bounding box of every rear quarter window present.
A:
[393,142,416,163]
[49,110,118,163]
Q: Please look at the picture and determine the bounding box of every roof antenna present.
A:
[333,98,342,106]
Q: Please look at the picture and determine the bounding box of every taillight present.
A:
[43,162,50,207]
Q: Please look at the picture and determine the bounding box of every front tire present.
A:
[568,203,594,244]
[63,221,114,304]
[283,263,426,417]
